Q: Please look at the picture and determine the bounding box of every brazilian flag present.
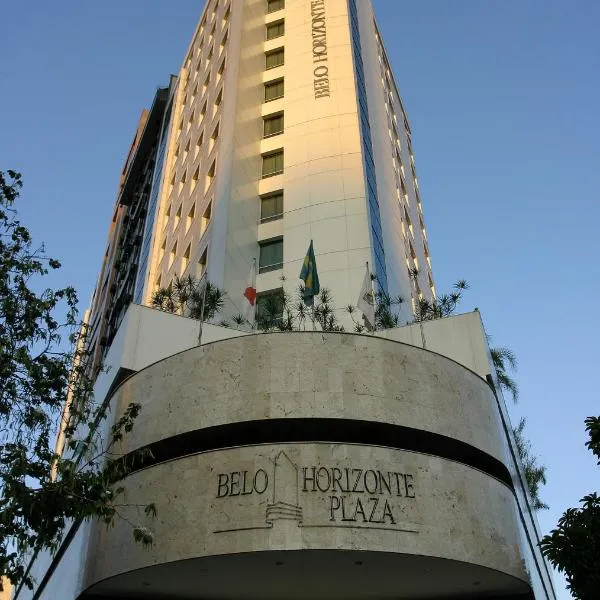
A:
[299,240,320,305]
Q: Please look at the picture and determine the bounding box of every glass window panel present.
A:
[257,288,284,327]
[267,0,284,13]
[259,239,283,273]
[265,78,284,101]
[263,113,284,137]
[262,150,284,177]
[266,20,285,40]
[265,48,284,69]
[261,191,283,222]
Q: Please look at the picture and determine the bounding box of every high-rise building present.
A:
[85,84,171,377]
[129,0,434,327]
[15,2,557,600]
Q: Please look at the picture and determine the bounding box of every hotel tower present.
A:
[16,1,557,599]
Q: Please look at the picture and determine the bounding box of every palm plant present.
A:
[513,417,548,510]
[255,278,343,332]
[490,346,518,402]
[414,277,469,322]
[151,275,226,322]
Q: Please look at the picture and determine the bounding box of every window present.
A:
[210,122,220,151]
[187,203,195,231]
[264,78,284,102]
[175,204,182,228]
[259,238,283,273]
[263,113,284,137]
[205,160,216,191]
[262,149,283,177]
[192,166,200,191]
[265,48,284,69]
[182,244,191,274]
[267,0,284,13]
[198,247,208,278]
[201,202,212,235]
[257,288,284,327]
[169,241,178,268]
[260,191,283,223]
[266,20,284,40]
[195,134,204,159]
[221,29,229,49]
[179,169,187,194]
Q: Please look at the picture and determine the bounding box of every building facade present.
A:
[11,1,558,599]
[136,0,434,326]
[85,85,170,378]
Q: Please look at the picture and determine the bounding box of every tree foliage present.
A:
[412,268,469,322]
[512,417,548,510]
[0,171,154,590]
[256,279,344,332]
[540,416,600,600]
[488,341,547,510]
[490,346,519,402]
[151,274,226,322]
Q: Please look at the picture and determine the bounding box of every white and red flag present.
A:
[243,259,257,321]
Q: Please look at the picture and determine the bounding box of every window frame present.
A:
[258,238,284,274]
[264,78,284,102]
[256,287,285,327]
[265,47,284,70]
[266,0,285,14]
[266,19,285,40]
[260,190,284,223]
[263,112,284,138]
[261,149,284,178]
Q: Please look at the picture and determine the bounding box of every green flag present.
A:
[299,240,320,305]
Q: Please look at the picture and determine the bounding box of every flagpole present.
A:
[197,274,208,346]
[368,261,376,334]
[250,258,257,332]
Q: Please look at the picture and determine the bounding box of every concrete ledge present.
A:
[111,332,508,464]
[82,442,530,598]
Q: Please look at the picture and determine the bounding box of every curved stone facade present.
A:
[81,333,531,599]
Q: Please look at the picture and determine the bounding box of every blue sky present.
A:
[1,2,599,598]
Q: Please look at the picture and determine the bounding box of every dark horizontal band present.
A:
[128,418,514,491]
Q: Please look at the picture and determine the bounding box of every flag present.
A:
[243,259,257,320]
[299,240,320,305]
[357,263,375,329]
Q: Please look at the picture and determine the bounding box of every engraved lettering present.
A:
[329,495,340,521]
[382,499,396,524]
[378,471,392,495]
[241,470,253,495]
[352,468,363,492]
[353,497,367,521]
[394,472,404,496]
[217,473,229,498]
[364,469,378,494]
[368,497,380,522]
[303,466,317,492]
[317,466,331,492]
[332,467,344,492]
[230,471,240,496]
[254,468,269,494]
